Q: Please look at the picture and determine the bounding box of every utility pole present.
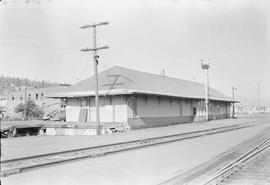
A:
[258,81,260,108]
[232,86,237,118]
[80,22,109,135]
[24,87,27,120]
[201,59,210,121]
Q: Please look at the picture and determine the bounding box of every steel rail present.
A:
[0,124,256,177]
[198,136,270,185]
[1,125,237,163]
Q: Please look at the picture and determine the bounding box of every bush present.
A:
[15,100,44,119]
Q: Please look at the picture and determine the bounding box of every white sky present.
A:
[1,0,270,99]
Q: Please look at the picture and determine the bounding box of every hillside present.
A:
[0,75,59,93]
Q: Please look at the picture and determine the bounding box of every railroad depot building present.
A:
[48,66,235,129]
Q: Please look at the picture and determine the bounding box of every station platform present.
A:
[1,115,269,161]
[0,120,124,131]
[0,120,129,137]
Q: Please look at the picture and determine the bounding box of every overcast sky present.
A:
[1,0,269,100]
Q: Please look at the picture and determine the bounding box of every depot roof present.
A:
[47,66,236,102]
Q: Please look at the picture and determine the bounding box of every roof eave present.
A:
[46,89,236,103]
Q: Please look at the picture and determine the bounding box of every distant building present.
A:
[5,85,69,118]
[0,95,7,119]
[48,66,236,129]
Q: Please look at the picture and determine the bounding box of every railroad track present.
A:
[0,123,260,177]
[194,135,270,185]
[221,146,270,185]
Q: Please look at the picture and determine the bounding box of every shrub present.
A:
[15,100,44,119]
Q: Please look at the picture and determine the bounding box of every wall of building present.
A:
[127,95,230,129]
[0,97,7,119]
[127,95,205,129]
[65,95,127,123]
[5,87,64,118]
[66,98,81,122]
[65,94,231,129]
[209,101,230,120]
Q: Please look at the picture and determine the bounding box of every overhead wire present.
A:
[1,8,88,23]
[1,42,80,51]
[0,33,82,46]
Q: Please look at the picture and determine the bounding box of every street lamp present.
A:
[201,59,210,121]
[232,86,237,118]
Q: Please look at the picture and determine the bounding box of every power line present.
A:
[1,33,81,46]
[1,42,80,51]
[2,9,88,23]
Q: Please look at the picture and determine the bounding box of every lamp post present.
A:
[232,86,237,118]
[201,59,210,121]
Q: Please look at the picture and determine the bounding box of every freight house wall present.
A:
[127,95,231,129]
[127,95,206,129]
[65,95,231,129]
[65,96,127,123]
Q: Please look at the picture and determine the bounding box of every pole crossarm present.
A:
[81,46,109,52]
[80,22,109,29]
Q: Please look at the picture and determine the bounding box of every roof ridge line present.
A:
[110,65,204,86]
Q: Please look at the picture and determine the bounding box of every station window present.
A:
[12,97,15,100]
[144,96,147,104]
[133,97,137,117]
[193,107,197,116]
[36,93,38,100]
[157,96,161,105]
[179,100,183,116]
[20,97,23,100]
[41,93,44,100]
[28,94,31,99]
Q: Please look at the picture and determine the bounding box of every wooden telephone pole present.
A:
[232,86,237,118]
[24,86,27,120]
[80,22,109,135]
[258,81,260,108]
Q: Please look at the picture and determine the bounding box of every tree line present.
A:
[0,75,59,92]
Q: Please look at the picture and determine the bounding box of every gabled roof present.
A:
[47,66,235,102]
